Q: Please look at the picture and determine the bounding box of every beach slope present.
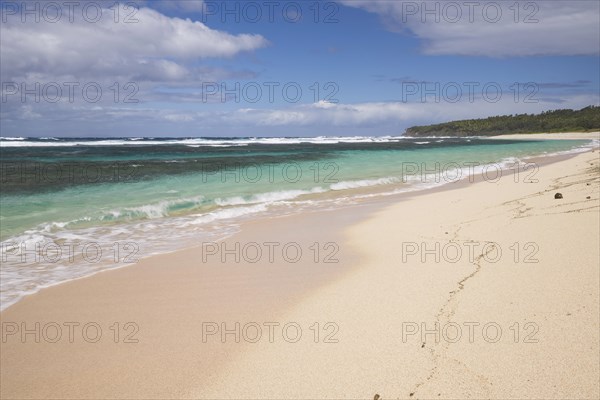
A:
[1,151,599,399]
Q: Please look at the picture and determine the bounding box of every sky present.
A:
[0,0,599,137]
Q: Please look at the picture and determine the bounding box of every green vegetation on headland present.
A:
[405,106,600,137]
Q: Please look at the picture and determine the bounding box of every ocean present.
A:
[0,136,596,310]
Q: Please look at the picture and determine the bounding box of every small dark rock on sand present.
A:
[587,196,591,199]
[554,193,563,199]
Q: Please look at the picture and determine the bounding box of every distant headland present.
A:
[405,105,600,137]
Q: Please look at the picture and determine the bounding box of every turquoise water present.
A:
[0,136,596,309]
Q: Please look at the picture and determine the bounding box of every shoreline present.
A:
[1,147,599,398]
[488,131,600,140]
[197,150,600,399]
[1,193,378,399]
[1,140,594,313]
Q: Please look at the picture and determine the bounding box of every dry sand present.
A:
[1,150,599,399]
[489,131,600,140]
[196,150,600,399]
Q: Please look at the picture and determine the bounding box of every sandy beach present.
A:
[3,0,599,397]
[1,141,599,399]
[490,131,600,140]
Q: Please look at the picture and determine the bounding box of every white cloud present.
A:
[224,94,600,129]
[341,0,599,57]
[0,4,268,81]
[3,94,598,136]
[19,105,42,120]
[164,113,195,122]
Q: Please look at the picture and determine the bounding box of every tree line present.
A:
[405,106,600,136]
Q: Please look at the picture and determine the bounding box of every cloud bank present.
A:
[342,0,599,57]
[0,3,268,82]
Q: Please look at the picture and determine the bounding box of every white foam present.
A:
[189,203,269,224]
[0,136,414,148]
[330,177,400,190]
[101,195,205,220]
[538,139,599,157]
[2,136,595,148]
[215,188,325,206]
[0,136,25,141]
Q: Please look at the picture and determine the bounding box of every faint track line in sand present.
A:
[408,157,599,398]
[408,234,497,398]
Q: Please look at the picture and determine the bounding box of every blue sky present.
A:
[1,0,599,137]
